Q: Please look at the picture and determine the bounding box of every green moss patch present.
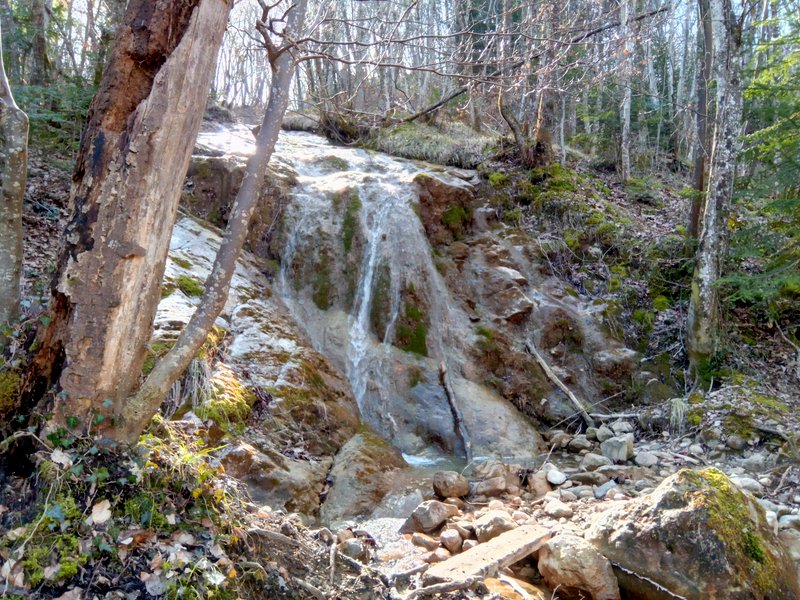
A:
[681,468,783,596]
[175,274,205,297]
[0,369,21,413]
[341,191,362,252]
[394,284,429,357]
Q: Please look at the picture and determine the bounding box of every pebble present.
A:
[580,453,612,471]
[596,425,615,442]
[731,476,763,496]
[688,444,704,455]
[726,435,747,451]
[544,499,573,519]
[411,532,440,551]
[611,420,635,435]
[546,470,568,485]
[634,451,658,468]
[593,480,618,499]
[440,529,463,554]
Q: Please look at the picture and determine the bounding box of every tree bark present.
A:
[687,0,743,381]
[31,0,52,86]
[24,0,232,431]
[120,0,308,443]
[0,0,20,82]
[619,0,633,182]
[689,0,713,238]
[0,22,28,344]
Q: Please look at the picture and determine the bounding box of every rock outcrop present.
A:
[587,468,800,599]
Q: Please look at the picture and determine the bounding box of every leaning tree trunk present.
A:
[687,0,743,382]
[24,0,232,432]
[119,0,309,443]
[0,22,28,344]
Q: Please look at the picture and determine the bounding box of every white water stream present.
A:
[197,124,476,459]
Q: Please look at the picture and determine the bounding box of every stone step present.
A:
[423,523,553,586]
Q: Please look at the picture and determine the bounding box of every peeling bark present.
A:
[120,0,309,443]
[687,0,743,380]
[25,0,232,431]
[0,22,28,343]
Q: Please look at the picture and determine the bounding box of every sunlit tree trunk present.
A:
[687,0,743,381]
[0,22,28,344]
[25,0,232,432]
[619,0,632,181]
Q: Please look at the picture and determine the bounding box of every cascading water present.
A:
[196,123,549,463]
[270,131,474,457]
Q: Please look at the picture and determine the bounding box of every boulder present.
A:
[475,510,517,542]
[475,476,507,497]
[538,534,621,600]
[413,172,475,246]
[218,442,331,514]
[319,432,407,524]
[600,434,634,463]
[401,500,459,534]
[433,471,470,498]
[587,468,800,599]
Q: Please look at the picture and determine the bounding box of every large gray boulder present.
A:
[586,468,800,600]
[538,534,621,600]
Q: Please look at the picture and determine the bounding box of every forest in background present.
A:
[2,0,797,334]
[0,1,799,598]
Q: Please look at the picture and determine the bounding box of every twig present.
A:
[525,342,594,427]
[405,576,482,599]
[387,563,428,585]
[329,543,337,584]
[772,465,793,496]
[293,577,328,600]
[499,574,535,599]
[589,413,639,420]
[439,362,472,463]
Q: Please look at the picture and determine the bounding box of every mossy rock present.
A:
[587,468,800,600]
[0,369,21,413]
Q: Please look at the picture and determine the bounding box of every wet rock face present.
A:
[183,151,294,258]
[413,172,475,245]
[587,468,800,600]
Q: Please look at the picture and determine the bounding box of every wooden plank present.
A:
[423,524,553,586]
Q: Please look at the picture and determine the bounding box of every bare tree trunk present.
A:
[0,0,20,82]
[121,0,308,443]
[619,0,632,182]
[0,22,28,343]
[687,0,743,381]
[689,0,713,238]
[31,0,52,86]
[25,0,232,432]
